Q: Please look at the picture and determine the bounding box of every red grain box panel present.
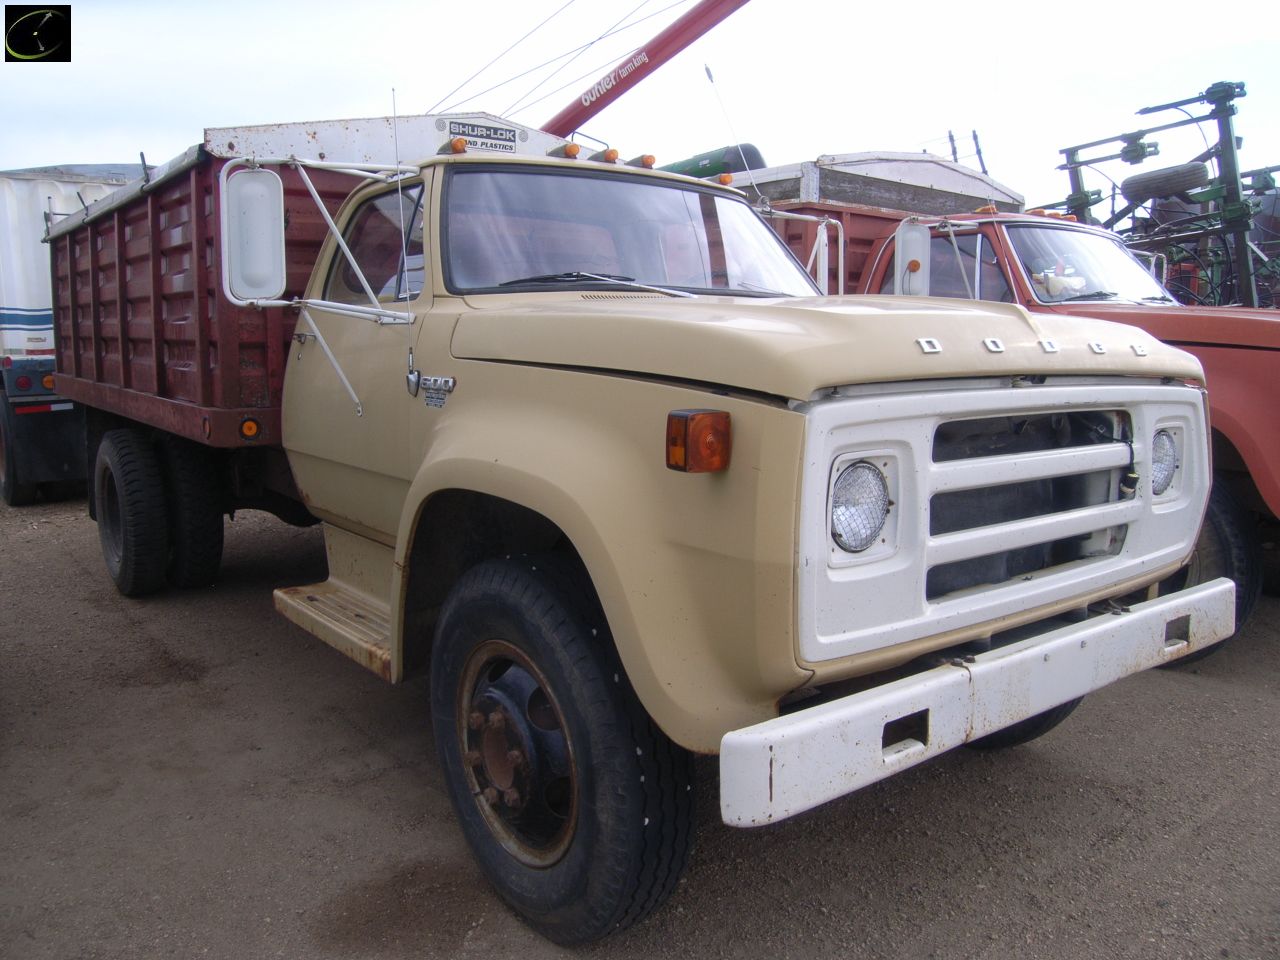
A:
[50,151,350,448]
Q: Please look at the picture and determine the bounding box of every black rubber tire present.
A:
[0,401,38,506]
[1159,479,1263,665]
[430,557,694,945]
[160,439,224,588]
[1120,163,1209,205]
[967,697,1084,750]
[94,429,170,597]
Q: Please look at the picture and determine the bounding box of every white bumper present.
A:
[719,577,1235,827]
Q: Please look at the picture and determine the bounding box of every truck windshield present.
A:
[1006,224,1175,304]
[444,167,819,297]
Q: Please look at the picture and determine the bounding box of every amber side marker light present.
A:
[718,173,734,186]
[42,374,56,390]
[240,418,262,440]
[666,410,731,473]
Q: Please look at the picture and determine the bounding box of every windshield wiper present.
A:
[732,280,796,297]
[498,271,693,298]
[1141,295,1177,303]
[1062,291,1119,302]
[500,271,634,286]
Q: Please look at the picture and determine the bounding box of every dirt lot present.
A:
[2,497,1277,960]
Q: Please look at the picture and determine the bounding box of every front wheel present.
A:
[1159,479,1262,665]
[967,697,1083,750]
[430,558,694,945]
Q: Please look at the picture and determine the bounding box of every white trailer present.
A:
[0,165,138,504]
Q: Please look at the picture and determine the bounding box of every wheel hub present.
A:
[458,640,577,867]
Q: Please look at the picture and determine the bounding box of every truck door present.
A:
[281,175,432,540]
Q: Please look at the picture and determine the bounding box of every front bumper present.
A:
[719,577,1234,827]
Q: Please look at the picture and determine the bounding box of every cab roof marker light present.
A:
[627,154,657,169]
[548,143,582,159]
[438,137,468,155]
[718,173,734,186]
[589,148,620,164]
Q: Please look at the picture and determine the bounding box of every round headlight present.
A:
[832,461,890,553]
[1151,429,1177,496]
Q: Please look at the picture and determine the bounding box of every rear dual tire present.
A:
[94,430,225,595]
[94,430,170,596]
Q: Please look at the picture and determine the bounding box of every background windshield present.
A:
[445,168,818,296]
[1007,225,1174,303]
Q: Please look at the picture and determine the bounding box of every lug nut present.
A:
[503,788,521,808]
[463,750,482,768]
[506,749,524,766]
[487,711,506,731]
[482,787,499,805]
[468,711,485,731]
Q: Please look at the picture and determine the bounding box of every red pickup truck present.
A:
[769,202,1275,641]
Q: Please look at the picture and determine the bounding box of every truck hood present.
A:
[1045,302,1280,351]
[450,293,1204,400]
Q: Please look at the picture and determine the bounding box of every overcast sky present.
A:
[3,0,1277,209]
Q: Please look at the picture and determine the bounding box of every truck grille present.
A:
[927,411,1130,599]
[797,381,1208,665]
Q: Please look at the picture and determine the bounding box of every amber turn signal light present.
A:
[239,418,261,440]
[666,410,731,473]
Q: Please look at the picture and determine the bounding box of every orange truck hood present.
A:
[1044,302,1280,351]
[451,294,1204,400]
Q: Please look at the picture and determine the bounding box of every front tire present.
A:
[94,429,169,597]
[430,558,694,944]
[1159,479,1262,665]
[967,697,1083,750]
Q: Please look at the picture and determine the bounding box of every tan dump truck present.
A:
[48,115,1234,943]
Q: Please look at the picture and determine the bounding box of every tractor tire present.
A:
[1120,163,1209,205]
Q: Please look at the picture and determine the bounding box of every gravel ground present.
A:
[2,497,1277,960]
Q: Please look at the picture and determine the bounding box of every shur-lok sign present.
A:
[446,121,523,153]
[577,51,651,109]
